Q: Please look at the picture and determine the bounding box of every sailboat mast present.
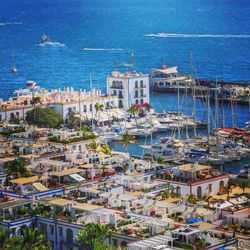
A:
[215,78,219,156]
[177,81,180,139]
[190,51,197,137]
[221,83,225,128]
[79,89,82,128]
[207,88,210,152]
[185,80,189,139]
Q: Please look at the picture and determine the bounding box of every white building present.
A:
[107,71,150,110]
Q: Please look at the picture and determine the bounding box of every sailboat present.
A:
[11,50,17,73]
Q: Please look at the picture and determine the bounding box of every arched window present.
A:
[118,100,123,108]
[140,80,144,87]
[66,228,73,244]
[119,81,123,88]
[219,181,224,192]
[10,113,15,120]
[112,80,116,87]
[135,99,139,104]
[16,112,19,119]
[176,186,181,195]
[135,81,138,88]
[140,99,144,104]
[197,186,202,198]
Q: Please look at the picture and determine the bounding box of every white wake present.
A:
[37,42,66,47]
[81,48,123,51]
[145,33,250,38]
[0,22,22,26]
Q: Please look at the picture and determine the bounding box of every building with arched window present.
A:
[157,163,229,197]
[107,71,150,109]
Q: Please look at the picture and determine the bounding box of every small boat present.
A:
[41,34,50,44]
[11,50,17,73]
[11,67,17,73]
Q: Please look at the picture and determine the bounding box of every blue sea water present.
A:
[0,0,249,126]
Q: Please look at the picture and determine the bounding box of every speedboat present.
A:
[11,67,17,73]
[41,34,51,44]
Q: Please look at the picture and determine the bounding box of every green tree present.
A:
[156,156,164,164]
[20,227,52,250]
[238,179,249,194]
[2,236,22,250]
[87,140,100,153]
[120,130,137,153]
[187,194,197,204]
[30,96,42,107]
[128,104,140,116]
[99,144,112,156]
[0,228,10,250]
[224,182,234,201]
[4,159,30,178]
[77,223,113,250]
[229,223,241,238]
[26,107,63,128]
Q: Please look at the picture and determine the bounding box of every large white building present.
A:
[107,71,150,110]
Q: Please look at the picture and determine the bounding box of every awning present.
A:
[154,66,178,75]
[70,174,86,182]
[32,182,49,192]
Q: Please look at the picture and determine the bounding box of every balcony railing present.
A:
[110,85,123,89]
[135,85,147,89]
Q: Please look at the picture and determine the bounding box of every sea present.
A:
[0,0,250,171]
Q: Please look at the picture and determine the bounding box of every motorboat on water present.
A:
[11,67,17,73]
[41,34,51,44]
[141,137,185,160]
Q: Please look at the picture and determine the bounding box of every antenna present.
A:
[131,49,135,68]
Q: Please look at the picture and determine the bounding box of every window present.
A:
[140,80,144,87]
[118,91,123,98]
[135,99,139,104]
[209,184,212,193]
[135,81,138,88]
[113,239,118,247]
[83,105,87,112]
[90,104,92,111]
[50,225,54,235]
[140,90,143,96]
[140,99,144,104]
[118,100,123,108]
[135,90,138,98]
[113,90,117,96]
[66,228,73,244]
[197,186,202,198]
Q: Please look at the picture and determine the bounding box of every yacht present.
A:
[150,64,193,92]
[141,137,185,160]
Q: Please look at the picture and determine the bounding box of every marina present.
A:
[0,0,250,249]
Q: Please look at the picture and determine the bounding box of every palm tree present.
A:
[77,223,114,250]
[229,223,241,238]
[238,179,249,194]
[4,159,30,178]
[99,144,112,156]
[156,156,164,164]
[205,195,213,208]
[87,140,99,153]
[128,104,140,117]
[100,164,107,177]
[187,194,197,204]
[94,103,104,122]
[224,182,234,201]
[30,96,42,107]
[0,228,10,249]
[120,130,137,153]
[20,227,51,250]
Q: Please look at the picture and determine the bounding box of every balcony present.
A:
[135,85,147,89]
[110,85,123,89]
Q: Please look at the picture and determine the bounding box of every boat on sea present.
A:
[141,137,185,160]
[41,34,51,44]
[150,64,193,92]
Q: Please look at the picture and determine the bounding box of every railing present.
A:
[110,85,123,89]
[135,85,147,89]
[0,216,36,228]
